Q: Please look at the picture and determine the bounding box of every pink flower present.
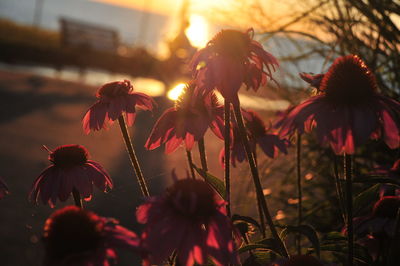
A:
[83,80,155,134]
[371,160,400,197]
[190,28,278,105]
[220,109,288,167]
[0,177,9,199]
[43,206,140,266]
[136,176,239,266]
[145,84,225,153]
[355,196,400,238]
[372,159,400,180]
[277,55,400,154]
[352,196,400,260]
[30,145,113,207]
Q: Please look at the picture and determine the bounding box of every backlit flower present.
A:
[0,177,9,199]
[83,80,155,134]
[136,175,239,266]
[220,109,288,167]
[190,28,278,105]
[353,196,400,260]
[30,145,113,207]
[277,55,400,154]
[145,83,225,153]
[43,206,140,266]
[355,196,400,238]
[371,159,400,197]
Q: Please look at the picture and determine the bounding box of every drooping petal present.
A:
[177,224,207,266]
[185,132,195,151]
[86,161,113,191]
[165,136,184,154]
[210,107,225,140]
[143,213,189,264]
[206,212,239,265]
[125,112,137,127]
[107,96,126,121]
[145,108,177,150]
[127,92,155,111]
[82,101,109,134]
[380,108,400,149]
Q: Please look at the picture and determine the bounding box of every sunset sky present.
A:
[92,0,233,15]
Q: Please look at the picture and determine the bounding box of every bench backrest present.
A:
[59,17,119,53]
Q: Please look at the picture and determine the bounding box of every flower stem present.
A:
[118,115,150,197]
[254,152,266,237]
[186,149,196,179]
[232,104,288,258]
[394,207,400,237]
[344,154,353,266]
[72,188,83,208]
[296,133,302,255]
[333,154,346,223]
[224,100,231,217]
[198,138,208,172]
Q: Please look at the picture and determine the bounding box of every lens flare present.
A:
[167,83,186,100]
[185,14,209,48]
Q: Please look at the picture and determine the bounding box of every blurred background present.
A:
[0,0,398,265]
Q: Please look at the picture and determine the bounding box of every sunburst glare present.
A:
[185,14,209,48]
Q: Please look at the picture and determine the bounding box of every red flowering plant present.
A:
[351,196,400,262]
[83,80,156,197]
[277,55,400,155]
[190,28,278,105]
[136,172,239,266]
[43,206,140,266]
[145,83,225,154]
[30,144,112,208]
[220,109,289,167]
[83,80,155,134]
[189,28,287,257]
[274,55,400,265]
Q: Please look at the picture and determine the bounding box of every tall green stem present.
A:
[198,138,208,172]
[233,104,288,258]
[186,149,196,179]
[296,133,302,255]
[344,154,353,266]
[224,100,231,217]
[118,116,150,197]
[72,188,83,208]
[334,155,346,223]
[254,152,266,237]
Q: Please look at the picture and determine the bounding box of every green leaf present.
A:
[316,242,372,264]
[353,184,379,215]
[353,176,400,187]
[281,225,320,257]
[232,214,262,233]
[242,251,278,266]
[193,164,226,199]
[324,231,346,241]
[238,242,282,256]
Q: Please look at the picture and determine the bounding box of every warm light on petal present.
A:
[167,83,186,101]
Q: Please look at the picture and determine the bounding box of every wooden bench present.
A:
[59,17,119,53]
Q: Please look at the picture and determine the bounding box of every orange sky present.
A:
[92,0,232,15]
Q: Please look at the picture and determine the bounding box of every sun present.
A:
[185,14,209,48]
